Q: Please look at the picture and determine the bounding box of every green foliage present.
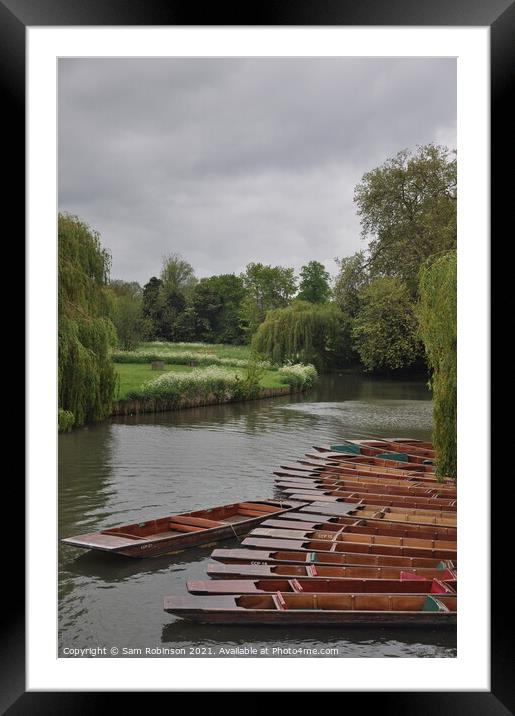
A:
[112,346,270,369]
[241,262,297,338]
[354,144,456,291]
[106,280,146,350]
[126,365,268,404]
[58,213,117,427]
[417,251,457,479]
[58,409,75,432]
[192,274,246,344]
[142,276,163,337]
[252,301,353,370]
[278,363,318,389]
[333,251,369,318]
[297,261,331,303]
[352,277,422,372]
[160,253,197,299]
[235,359,266,399]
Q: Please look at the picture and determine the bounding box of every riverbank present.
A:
[111,384,302,416]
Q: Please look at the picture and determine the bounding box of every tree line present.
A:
[107,143,456,375]
[59,142,457,476]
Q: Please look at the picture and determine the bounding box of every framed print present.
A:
[6,0,505,709]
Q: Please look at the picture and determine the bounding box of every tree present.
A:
[333,251,369,318]
[354,144,456,291]
[296,260,332,303]
[58,213,117,428]
[160,253,197,299]
[252,300,353,370]
[192,274,246,344]
[142,277,163,339]
[352,277,422,372]
[417,251,457,479]
[106,281,147,350]
[157,254,197,339]
[241,262,297,338]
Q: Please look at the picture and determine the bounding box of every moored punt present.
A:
[61,499,304,558]
[313,440,435,465]
[304,451,435,474]
[241,536,456,561]
[278,488,457,512]
[250,527,456,554]
[279,465,455,490]
[187,577,456,595]
[261,514,457,541]
[211,546,455,570]
[163,593,457,626]
[274,475,456,499]
[349,439,435,460]
[301,457,445,482]
[299,502,457,527]
[206,561,457,581]
[302,453,453,480]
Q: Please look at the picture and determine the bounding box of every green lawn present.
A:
[114,362,286,400]
[114,363,194,400]
[137,341,252,360]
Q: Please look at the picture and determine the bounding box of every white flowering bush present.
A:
[127,367,251,402]
[278,363,318,389]
[113,348,270,370]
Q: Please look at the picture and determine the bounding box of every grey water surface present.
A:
[58,372,456,658]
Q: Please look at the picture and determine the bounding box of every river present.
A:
[58,371,456,658]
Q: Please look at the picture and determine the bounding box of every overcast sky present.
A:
[58,58,456,285]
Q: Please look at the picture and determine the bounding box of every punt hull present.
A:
[206,562,457,581]
[210,547,456,570]
[260,515,457,541]
[187,578,457,595]
[164,595,457,627]
[242,536,456,561]
[61,500,303,558]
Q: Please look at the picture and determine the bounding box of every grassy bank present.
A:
[112,342,317,404]
[114,363,288,400]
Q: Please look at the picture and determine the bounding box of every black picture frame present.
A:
[8,0,502,710]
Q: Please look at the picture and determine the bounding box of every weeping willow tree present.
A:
[252,301,352,370]
[417,251,457,480]
[58,213,117,429]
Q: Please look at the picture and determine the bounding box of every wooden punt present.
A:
[163,593,457,626]
[250,527,457,555]
[241,536,456,561]
[386,437,435,450]
[187,576,456,595]
[301,457,444,482]
[305,451,435,473]
[314,442,435,465]
[61,499,304,558]
[348,439,435,460]
[280,464,455,490]
[261,513,457,541]
[299,502,457,527]
[274,475,456,499]
[277,487,457,512]
[210,546,455,569]
[206,561,457,581]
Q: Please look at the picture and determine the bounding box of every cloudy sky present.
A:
[58,58,456,285]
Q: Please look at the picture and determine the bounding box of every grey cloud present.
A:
[58,57,456,284]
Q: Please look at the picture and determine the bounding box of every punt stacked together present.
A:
[165,437,457,626]
[62,437,457,626]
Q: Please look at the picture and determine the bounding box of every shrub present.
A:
[278,363,318,389]
[58,409,75,432]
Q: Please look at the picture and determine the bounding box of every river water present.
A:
[58,372,456,658]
